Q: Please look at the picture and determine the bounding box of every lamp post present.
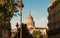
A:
[16,0,24,38]
[16,23,19,38]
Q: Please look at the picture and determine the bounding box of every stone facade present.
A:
[47,0,60,38]
[0,20,11,38]
[11,29,17,38]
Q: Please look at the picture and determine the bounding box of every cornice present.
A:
[47,1,60,12]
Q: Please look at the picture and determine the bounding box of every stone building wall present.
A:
[47,0,60,38]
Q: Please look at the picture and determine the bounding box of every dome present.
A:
[24,12,35,30]
[26,12,33,20]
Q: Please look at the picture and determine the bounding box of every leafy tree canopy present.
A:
[32,30,43,38]
[0,0,18,21]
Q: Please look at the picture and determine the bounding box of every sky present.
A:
[10,0,51,29]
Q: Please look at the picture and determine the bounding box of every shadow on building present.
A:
[47,0,60,38]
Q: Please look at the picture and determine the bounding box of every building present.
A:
[35,27,47,38]
[24,12,35,33]
[0,21,11,38]
[24,12,47,38]
[47,0,60,38]
[11,29,17,38]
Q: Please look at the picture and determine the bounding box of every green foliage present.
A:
[0,0,18,37]
[0,0,18,38]
[22,24,33,38]
[0,12,5,20]
[32,30,43,38]
[0,0,18,21]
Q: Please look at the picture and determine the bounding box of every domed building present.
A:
[24,12,47,38]
[13,12,48,38]
[24,12,35,33]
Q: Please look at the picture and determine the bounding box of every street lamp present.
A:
[16,0,24,38]
[16,23,19,38]
[16,23,19,29]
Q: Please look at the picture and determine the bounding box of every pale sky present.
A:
[10,0,51,29]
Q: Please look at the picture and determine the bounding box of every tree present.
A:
[0,0,18,21]
[14,23,33,38]
[22,24,33,38]
[32,30,43,38]
[0,0,18,38]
